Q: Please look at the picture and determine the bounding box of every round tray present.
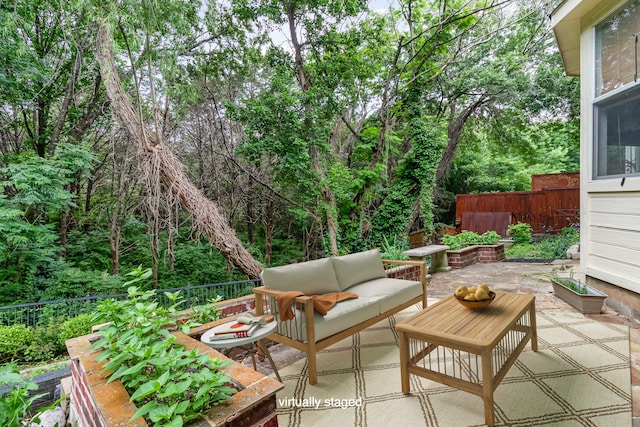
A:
[454,291,496,310]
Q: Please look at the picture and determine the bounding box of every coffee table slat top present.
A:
[396,291,534,350]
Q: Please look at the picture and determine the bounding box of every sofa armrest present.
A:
[253,286,315,343]
[253,286,313,306]
[382,259,428,306]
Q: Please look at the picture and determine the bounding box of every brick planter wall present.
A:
[447,246,478,269]
[447,244,505,269]
[477,244,505,263]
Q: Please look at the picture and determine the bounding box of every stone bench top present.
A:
[403,245,450,257]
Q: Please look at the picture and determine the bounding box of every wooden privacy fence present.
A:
[455,187,580,236]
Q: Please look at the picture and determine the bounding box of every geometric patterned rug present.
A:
[274,303,631,426]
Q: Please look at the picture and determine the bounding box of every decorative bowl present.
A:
[454,291,496,310]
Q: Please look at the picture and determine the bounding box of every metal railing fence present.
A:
[0,279,261,328]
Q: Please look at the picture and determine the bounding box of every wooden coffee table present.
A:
[396,291,537,426]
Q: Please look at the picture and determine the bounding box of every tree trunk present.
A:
[246,179,254,245]
[264,197,274,266]
[151,216,159,288]
[287,4,339,255]
[109,198,121,276]
[96,22,263,279]
[435,97,489,182]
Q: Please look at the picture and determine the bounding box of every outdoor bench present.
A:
[403,244,451,273]
[253,249,427,384]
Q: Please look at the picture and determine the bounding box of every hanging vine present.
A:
[369,85,446,245]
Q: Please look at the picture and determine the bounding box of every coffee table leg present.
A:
[482,351,495,426]
[529,301,538,352]
[399,331,410,393]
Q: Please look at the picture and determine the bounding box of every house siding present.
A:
[572,0,640,297]
[585,191,640,294]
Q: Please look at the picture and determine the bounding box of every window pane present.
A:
[595,0,640,96]
[595,84,640,177]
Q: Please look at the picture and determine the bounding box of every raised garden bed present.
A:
[447,244,505,269]
[65,320,283,427]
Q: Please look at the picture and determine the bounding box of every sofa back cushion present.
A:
[261,258,341,294]
[331,249,387,290]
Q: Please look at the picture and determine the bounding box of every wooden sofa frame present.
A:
[254,260,428,384]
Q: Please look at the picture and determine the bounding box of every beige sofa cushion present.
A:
[346,278,422,313]
[300,297,379,342]
[331,249,387,290]
[260,258,341,294]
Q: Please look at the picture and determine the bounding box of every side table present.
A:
[201,320,282,382]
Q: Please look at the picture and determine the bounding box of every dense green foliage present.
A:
[0,0,580,305]
[0,313,101,364]
[0,325,34,363]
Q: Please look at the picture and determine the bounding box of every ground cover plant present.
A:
[505,227,579,260]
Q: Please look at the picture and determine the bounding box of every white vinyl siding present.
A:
[586,192,640,293]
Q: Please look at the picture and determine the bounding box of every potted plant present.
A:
[550,271,607,314]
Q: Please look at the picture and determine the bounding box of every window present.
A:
[594,84,640,177]
[594,0,640,178]
[595,0,639,96]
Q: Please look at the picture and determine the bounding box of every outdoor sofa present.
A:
[253,249,427,384]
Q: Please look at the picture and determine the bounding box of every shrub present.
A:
[23,317,64,363]
[0,325,34,363]
[58,313,97,347]
[508,222,532,244]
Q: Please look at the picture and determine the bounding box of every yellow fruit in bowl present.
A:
[464,293,476,301]
[467,287,477,295]
[478,284,490,292]
[454,286,468,298]
[475,288,490,301]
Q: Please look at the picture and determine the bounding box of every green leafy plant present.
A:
[505,227,579,260]
[380,235,409,260]
[91,286,236,426]
[190,296,223,325]
[0,362,48,426]
[507,222,532,245]
[441,230,501,250]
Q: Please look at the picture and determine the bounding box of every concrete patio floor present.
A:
[251,259,640,425]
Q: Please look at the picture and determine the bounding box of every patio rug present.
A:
[274,304,631,426]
